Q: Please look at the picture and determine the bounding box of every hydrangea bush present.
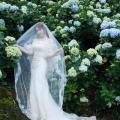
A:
[0,0,120,119]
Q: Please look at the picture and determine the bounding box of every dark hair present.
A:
[35,23,49,38]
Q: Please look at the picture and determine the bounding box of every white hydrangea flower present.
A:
[79,5,83,9]
[62,33,67,38]
[47,1,55,5]
[68,39,79,48]
[32,3,37,8]
[4,36,16,42]
[87,48,97,57]
[107,102,112,108]
[60,29,65,34]
[5,46,22,57]
[70,47,79,55]
[89,5,94,10]
[56,26,62,30]
[93,55,103,64]
[90,1,94,5]
[101,8,111,14]
[68,20,73,24]
[87,10,95,17]
[102,42,112,49]
[81,58,90,66]
[79,65,88,72]
[27,2,37,8]
[95,44,102,51]
[72,14,80,18]
[103,17,111,21]
[80,96,89,102]
[69,26,76,33]
[64,55,71,60]
[61,2,70,8]
[0,70,2,78]
[21,5,27,14]
[116,49,120,59]
[114,13,120,18]
[93,17,102,24]
[68,67,77,77]
[73,21,81,26]
[60,21,65,24]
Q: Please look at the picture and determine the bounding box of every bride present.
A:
[14,22,96,120]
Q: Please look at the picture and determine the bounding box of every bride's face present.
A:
[36,27,46,39]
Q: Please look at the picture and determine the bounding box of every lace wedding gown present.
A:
[27,40,96,120]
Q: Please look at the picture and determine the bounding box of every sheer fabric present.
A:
[14,22,96,120]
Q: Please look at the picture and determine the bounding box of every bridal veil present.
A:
[14,22,67,119]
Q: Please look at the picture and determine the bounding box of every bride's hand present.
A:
[55,48,62,56]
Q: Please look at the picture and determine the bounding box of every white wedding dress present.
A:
[27,40,96,120]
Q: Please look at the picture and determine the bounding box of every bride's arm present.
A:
[45,39,62,59]
[46,48,62,59]
[14,44,33,55]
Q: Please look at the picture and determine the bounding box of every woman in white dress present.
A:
[14,22,96,120]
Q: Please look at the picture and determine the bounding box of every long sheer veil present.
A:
[14,22,67,119]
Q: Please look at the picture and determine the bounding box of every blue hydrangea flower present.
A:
[100,20,117,29]
[109,21,117,28]
[96,2,101,8]
[116,49,120,59]
[115,96,120,102]
[68,0,75,5]
[101,8,111,14]
[0,19,5,25]
[17,25,24,32]
[27,2,33,6]
[71,4,79,12]
[109,28,120,38]
[73,21,81,26]
[0,3,5,11]
[99,0,106,4]
[10,5,19,11]
[100,29,110,37]
[74,55,81,62]
[63,26,69,31]
[27,2,37,8]
[102,42,112,49]
[100,20,110,29]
